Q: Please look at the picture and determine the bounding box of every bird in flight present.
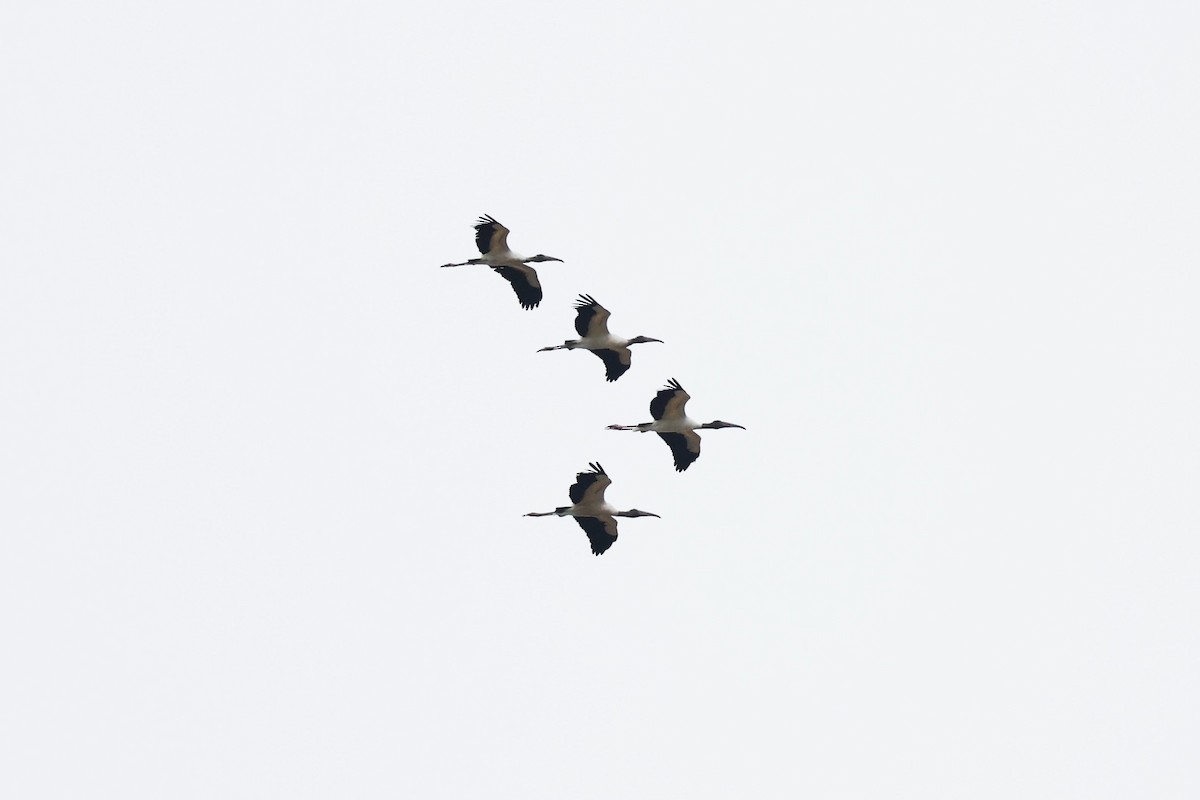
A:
[608,379,745,471]
[440,215,563,309]
[537,294,662,381]
[525,463,660,555]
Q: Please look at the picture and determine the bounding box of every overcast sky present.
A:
[3,1,1198,797]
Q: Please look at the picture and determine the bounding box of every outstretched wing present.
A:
[574,515,618,555]
[590,347,632,382]
[658,430,701,472]
[650,378,690,421]
[569,463,611,505]
[573,294,611,338]
[474,215,509,255]
[491,264,542,310]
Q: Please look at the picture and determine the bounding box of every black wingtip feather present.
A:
[575,515,617,555]
[591,349,631,382]
[657,432,700,472]
[490,265,543,310]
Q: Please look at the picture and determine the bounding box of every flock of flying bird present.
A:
[441,215,745,556]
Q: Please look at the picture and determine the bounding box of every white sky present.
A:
[2,1,1198,797]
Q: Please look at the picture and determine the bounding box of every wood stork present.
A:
[525,462,660,555]
[607,379,745,472]
[537,294,663,381]
[439,215,563,309]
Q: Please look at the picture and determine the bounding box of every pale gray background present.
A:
[2,1,1198,797]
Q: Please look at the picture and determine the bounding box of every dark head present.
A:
[627,336,664,346]
[701,420,746,430]
[526,254,563,263]
[616,509,661,519]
